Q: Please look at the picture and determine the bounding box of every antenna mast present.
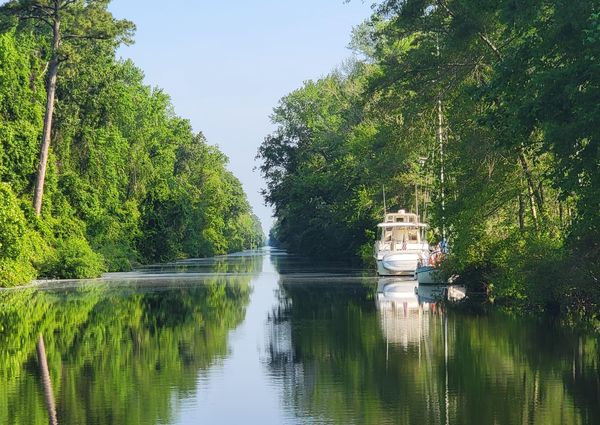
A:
[436,35,447,242]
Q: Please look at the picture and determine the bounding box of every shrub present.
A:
[0,184,40,287]
[42,237,105,279]
[0,183,26,260]
[0,258,36,287]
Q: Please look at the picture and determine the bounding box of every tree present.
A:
[0,0,134,215]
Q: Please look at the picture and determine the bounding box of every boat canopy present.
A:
[377,222,428,228]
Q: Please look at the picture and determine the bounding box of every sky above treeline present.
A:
[109,0,374,233]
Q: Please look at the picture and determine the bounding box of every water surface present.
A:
[0,248,598,424]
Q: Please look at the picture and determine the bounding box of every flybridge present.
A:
[379,210,428,227]
[384,209,418,223]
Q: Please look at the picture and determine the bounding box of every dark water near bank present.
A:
[0,248,598,424]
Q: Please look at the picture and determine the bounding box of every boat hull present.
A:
[415,265,447,285]
[376,252,420,276]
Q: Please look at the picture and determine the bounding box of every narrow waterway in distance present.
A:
[0,248,598,424]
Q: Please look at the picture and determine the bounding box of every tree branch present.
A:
[62,33,113,41]
[60,0,78,7]
[437,0,503,60]
[18,14,54,29]
[30,3,55,17]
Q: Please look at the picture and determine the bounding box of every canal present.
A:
[0,248,598,424]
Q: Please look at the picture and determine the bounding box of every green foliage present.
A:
[0,183,26,259]
[0,0,136,60]
[0,183,37,286]
[259,0,598,316]
[42,236,105,279]
[0,31,44,194]
[258,70,387,260]
[0,9,263,286]
[0,257,36,287]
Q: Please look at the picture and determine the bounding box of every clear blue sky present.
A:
[109,0,374,233]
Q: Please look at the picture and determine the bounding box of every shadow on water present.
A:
[268,248,368,278]
[266,274,600,425]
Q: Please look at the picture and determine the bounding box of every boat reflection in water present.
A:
[375,278,467,348]
[376,276,466,308]
[376,278,442,348]
[376,277,459,425]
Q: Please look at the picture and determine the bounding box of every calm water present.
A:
[0,248,598,425]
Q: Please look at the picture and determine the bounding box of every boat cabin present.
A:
[377,210,427,248]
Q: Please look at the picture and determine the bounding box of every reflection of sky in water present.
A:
[0,248,598,425]
[174,252,296,424]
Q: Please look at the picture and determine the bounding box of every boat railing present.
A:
[376,241,429,252]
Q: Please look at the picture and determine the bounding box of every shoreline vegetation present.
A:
[258,1,599,324]
[0,1,264,287]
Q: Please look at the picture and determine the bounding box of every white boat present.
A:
[374,210,429,276]
[415,265,466,301]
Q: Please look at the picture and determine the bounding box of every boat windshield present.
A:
[381,226,420,243]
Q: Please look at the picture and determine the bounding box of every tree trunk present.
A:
[33,18,61,216]
[415,183,419,220]
[518,148,544,219]
[518,193,525,232]
[526,178,538,229]
[559,200,564,227]
[36,334,58,425]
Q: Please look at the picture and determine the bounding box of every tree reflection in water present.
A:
[266,276,600,425]
[36,334,58,425]
[0,272,253,425]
